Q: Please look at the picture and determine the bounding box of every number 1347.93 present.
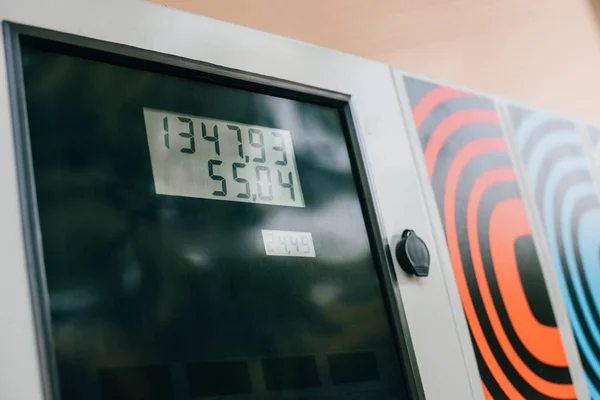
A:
[162,115,300,204]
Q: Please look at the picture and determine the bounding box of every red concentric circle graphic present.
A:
[404,78,575,399]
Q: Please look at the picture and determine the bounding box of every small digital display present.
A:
[144,109,305,207]
[261,229,316,258]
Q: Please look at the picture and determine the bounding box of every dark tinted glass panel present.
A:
[329,352,380,384]
[262,356,320,391]
[19,37,407,399]
[99,366,174,400]
[186,361,252,396]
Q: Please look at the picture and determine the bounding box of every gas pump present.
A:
[0,2,477,399]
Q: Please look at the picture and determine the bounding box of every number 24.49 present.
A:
[265,234,311,254]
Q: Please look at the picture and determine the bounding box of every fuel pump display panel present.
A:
[15,34,409,400]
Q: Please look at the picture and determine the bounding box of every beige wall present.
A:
[153,0,600,122]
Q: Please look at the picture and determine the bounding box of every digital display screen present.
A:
[261,229,316,257]
[144,109,305,207]
[15,31,408,400]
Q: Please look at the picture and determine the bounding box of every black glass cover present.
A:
[17,36,408,400]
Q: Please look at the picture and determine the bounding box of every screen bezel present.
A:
[3,21,425,400]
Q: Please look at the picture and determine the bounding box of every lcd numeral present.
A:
[233,163,250,199]
[178,117,195,154]
[272,132,288,166]
[256,166,273,200]
[202,122,220,155]
[249,129,266,163]
[278,170,295,201]
[208,159,227,196]
[228,124,244,159]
